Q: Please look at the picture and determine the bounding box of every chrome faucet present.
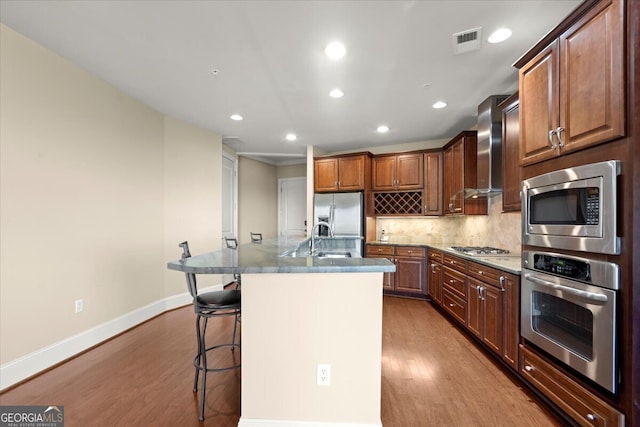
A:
[310,221,333,254]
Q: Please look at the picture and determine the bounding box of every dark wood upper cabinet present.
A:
[314,153,370,192]
[518,0,625,166]
[372,153,423,191]
[443,131,487,215]
[500,93,521,212]
[424,151,443,216]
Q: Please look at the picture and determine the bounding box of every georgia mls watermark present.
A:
[0,406,64,427]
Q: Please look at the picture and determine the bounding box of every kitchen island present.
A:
[167,237,395,427]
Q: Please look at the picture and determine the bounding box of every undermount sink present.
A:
[280,237,360,258]
[315,251,352,258]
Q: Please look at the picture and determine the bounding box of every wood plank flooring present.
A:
[0,296,563,426]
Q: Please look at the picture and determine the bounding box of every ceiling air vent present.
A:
[452,27,482,55]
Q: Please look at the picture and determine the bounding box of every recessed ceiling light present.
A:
[325,41,346,60]
[488,28,512,44]
[377,125,389,133]
[329,88,344,98]
[230,114,243,121]
[286,133,297,141]
[432,101,447,109]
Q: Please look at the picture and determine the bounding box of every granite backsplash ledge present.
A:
[374,197,522,255]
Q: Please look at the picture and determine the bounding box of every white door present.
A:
[221,153,238,285]
[278,177,307,237]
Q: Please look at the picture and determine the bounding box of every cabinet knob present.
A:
[450,279,454,284]
[479,271,483,275]
[524,365,533,372]
[586,414,596,422]
[449,303,455,308]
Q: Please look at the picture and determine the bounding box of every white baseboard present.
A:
[238,419,382,427]
[0,284,223,390]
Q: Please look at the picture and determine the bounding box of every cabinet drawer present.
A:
[520,346,624,427]
[443,253,466,272]
[428,249,443,263]
[395,246,425,258]
[443,267,466,299]
[467,261,502,288]
[442,288,466,324]
[366,245,394,256]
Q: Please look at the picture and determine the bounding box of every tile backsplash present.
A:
[375,197,522,255]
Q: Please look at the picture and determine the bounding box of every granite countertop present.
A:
[367,240,522,274]
[168,237,396,274]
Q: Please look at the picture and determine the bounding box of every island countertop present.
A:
[167,236,396,274]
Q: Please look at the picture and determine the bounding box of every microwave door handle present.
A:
[525,274,608,303]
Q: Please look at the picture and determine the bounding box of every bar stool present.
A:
[179,241,241,421]
[224,237,241,288]
[224,236,238,249]
[250,232,263,243]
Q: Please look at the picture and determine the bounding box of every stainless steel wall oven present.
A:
[521,250,619,393]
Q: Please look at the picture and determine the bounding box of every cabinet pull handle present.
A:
[548,129,557,149]
[499,276,505,292]
[556,127,565,147]
[586,414,596,422]
[524,365,533,372]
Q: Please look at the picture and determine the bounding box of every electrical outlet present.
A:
[75,299,83,313]
[317,363,331,386]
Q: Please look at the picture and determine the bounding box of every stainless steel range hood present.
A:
[464,95,510,198]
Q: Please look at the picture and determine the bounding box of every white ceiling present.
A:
[0,0,581,165]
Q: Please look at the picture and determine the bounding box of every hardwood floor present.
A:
[0,296,563,426]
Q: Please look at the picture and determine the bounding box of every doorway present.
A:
[278,177,307,237]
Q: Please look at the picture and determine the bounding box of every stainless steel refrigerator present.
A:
[313,192,364,254]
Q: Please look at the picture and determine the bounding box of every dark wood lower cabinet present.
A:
[468,277,503,355]
[520,345,624,427]
[366,245,426,297]
[395,255,425,294]
[365,245,395,291]
[502,272,520,371]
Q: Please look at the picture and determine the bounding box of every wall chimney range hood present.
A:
[464,95,510,198]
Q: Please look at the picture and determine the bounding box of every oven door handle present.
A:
[524,273,608,303]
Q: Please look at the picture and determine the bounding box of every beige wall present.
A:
[238,157,278,243]
[277,162,306,179]
[163,117,224,295]
[0,24,223,370]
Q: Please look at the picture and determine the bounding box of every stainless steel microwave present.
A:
[522,160,621,255]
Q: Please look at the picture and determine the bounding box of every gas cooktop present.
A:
[449,246,510,256]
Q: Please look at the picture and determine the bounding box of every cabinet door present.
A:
[467,279,482,339]
[395,257,425,295]
[559,0,624,153]
[428,261,442,305]
[444,141,464,214]
[366,245,395,291]
[396,153,423,189]
[483,284,503,354]
[372,156,396,190]
[519,41,560,166]
[501,96,521,212]
[424,151,443,215]
[502,273,520,371]
[314,158,339,192]
[337,156,365,190]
